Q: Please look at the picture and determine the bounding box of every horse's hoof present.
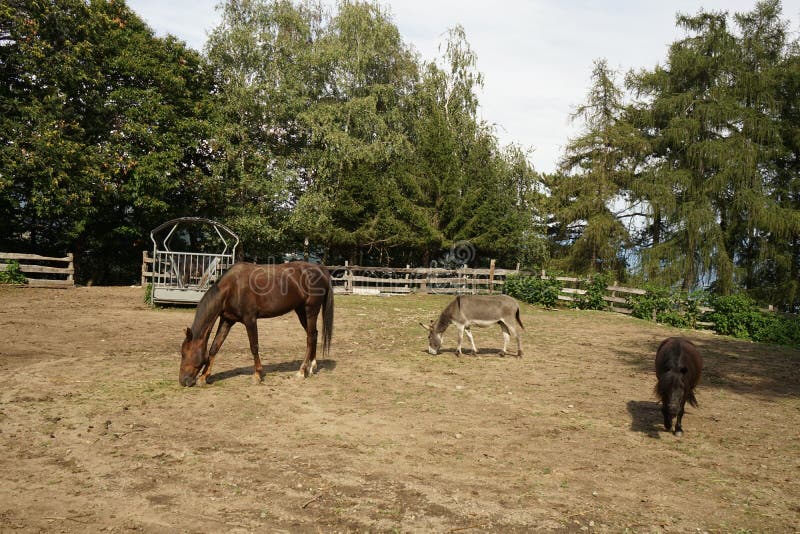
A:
[498,351,506,357]
[295,370,307,379]
[674,430,683,437]
[516,352,523,358]
[197,376,208,387]
[252,374,263,384]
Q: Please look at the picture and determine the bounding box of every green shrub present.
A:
[707,294,760,339]
[708,294,800,348]
[0,260,27,285]
[504,273,562,308]
[629,286,708,329]
[575,273,611,311]
[143,283,153,305]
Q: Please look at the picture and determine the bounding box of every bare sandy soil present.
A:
[0,286,798,533]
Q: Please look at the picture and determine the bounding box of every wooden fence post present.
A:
[141,250,148,286]
[489,259,496,294]
[67,252,74,282]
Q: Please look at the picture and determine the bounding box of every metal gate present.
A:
[149,217,240,304]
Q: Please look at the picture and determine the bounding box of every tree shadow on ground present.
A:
[209,359,338,383]
[618,335,799,399]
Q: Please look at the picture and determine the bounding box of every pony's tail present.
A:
[321,278,334,359]
[516,307,525,330]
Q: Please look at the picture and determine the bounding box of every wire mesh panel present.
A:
[150,218,239,304]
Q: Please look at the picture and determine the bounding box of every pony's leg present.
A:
[674,404,685,436]
[244,319,263,383]
[297,304,320,378]
[199,318,234,385]
[455,325,465,356]
[662,405,672,432]
[464,328,477,355]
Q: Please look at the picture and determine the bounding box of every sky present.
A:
[126,0,800,174]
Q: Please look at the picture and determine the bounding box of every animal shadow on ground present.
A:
[627,400,666,438]
[209,359,338,383]
[432,348,514,357]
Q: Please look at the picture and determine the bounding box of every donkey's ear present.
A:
[419,322,431,331]
[184,327,192,341]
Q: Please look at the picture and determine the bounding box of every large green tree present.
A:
[628,1,800,301]
[0,0,214,283]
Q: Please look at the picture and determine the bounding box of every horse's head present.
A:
[179,327,207,387]
[420,321,441,355]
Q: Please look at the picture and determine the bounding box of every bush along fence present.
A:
[0,252,75,288]
[503,271,800,350]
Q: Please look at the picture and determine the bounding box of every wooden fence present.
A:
[0,252,74,288]
[329,260,513,295]
[541,272,644,315]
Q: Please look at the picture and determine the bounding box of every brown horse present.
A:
[179,261,334,387]
[655,337,703,436]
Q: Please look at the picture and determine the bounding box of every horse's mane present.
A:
[190,272,228,337]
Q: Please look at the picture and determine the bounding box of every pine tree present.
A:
[549,59,642,278]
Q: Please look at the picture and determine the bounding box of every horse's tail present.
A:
[321,277,334,359]
[515,307,525,330]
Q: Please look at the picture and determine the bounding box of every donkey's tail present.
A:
[515,307,525,330]
[322,278,334,359]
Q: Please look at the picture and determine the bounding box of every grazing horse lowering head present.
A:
[180,327,207,387]
[655,337,703,436]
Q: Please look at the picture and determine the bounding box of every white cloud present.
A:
[127,0,800,173]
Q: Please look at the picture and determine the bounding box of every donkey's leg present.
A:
[498,322,510,356]
[455,325,465,356]
[199,317,234,385]
[297,304,321,378]
[464,328,477,355]
[244,318,263,383]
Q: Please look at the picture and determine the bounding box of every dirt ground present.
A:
[0,286,798,533]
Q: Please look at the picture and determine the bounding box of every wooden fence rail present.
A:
[328,261,515,295]
[0,252,74,288]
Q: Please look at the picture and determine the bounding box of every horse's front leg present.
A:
[244,318,263,383]
[199,318,234,386]
[297,304,320,378]
[455,325,465,356]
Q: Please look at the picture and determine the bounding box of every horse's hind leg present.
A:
[199,317,234,385]
[244,318,263,383]
[298,304,320,378]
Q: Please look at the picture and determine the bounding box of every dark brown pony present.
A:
[179,261,334,387]
[655,337,703,436]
